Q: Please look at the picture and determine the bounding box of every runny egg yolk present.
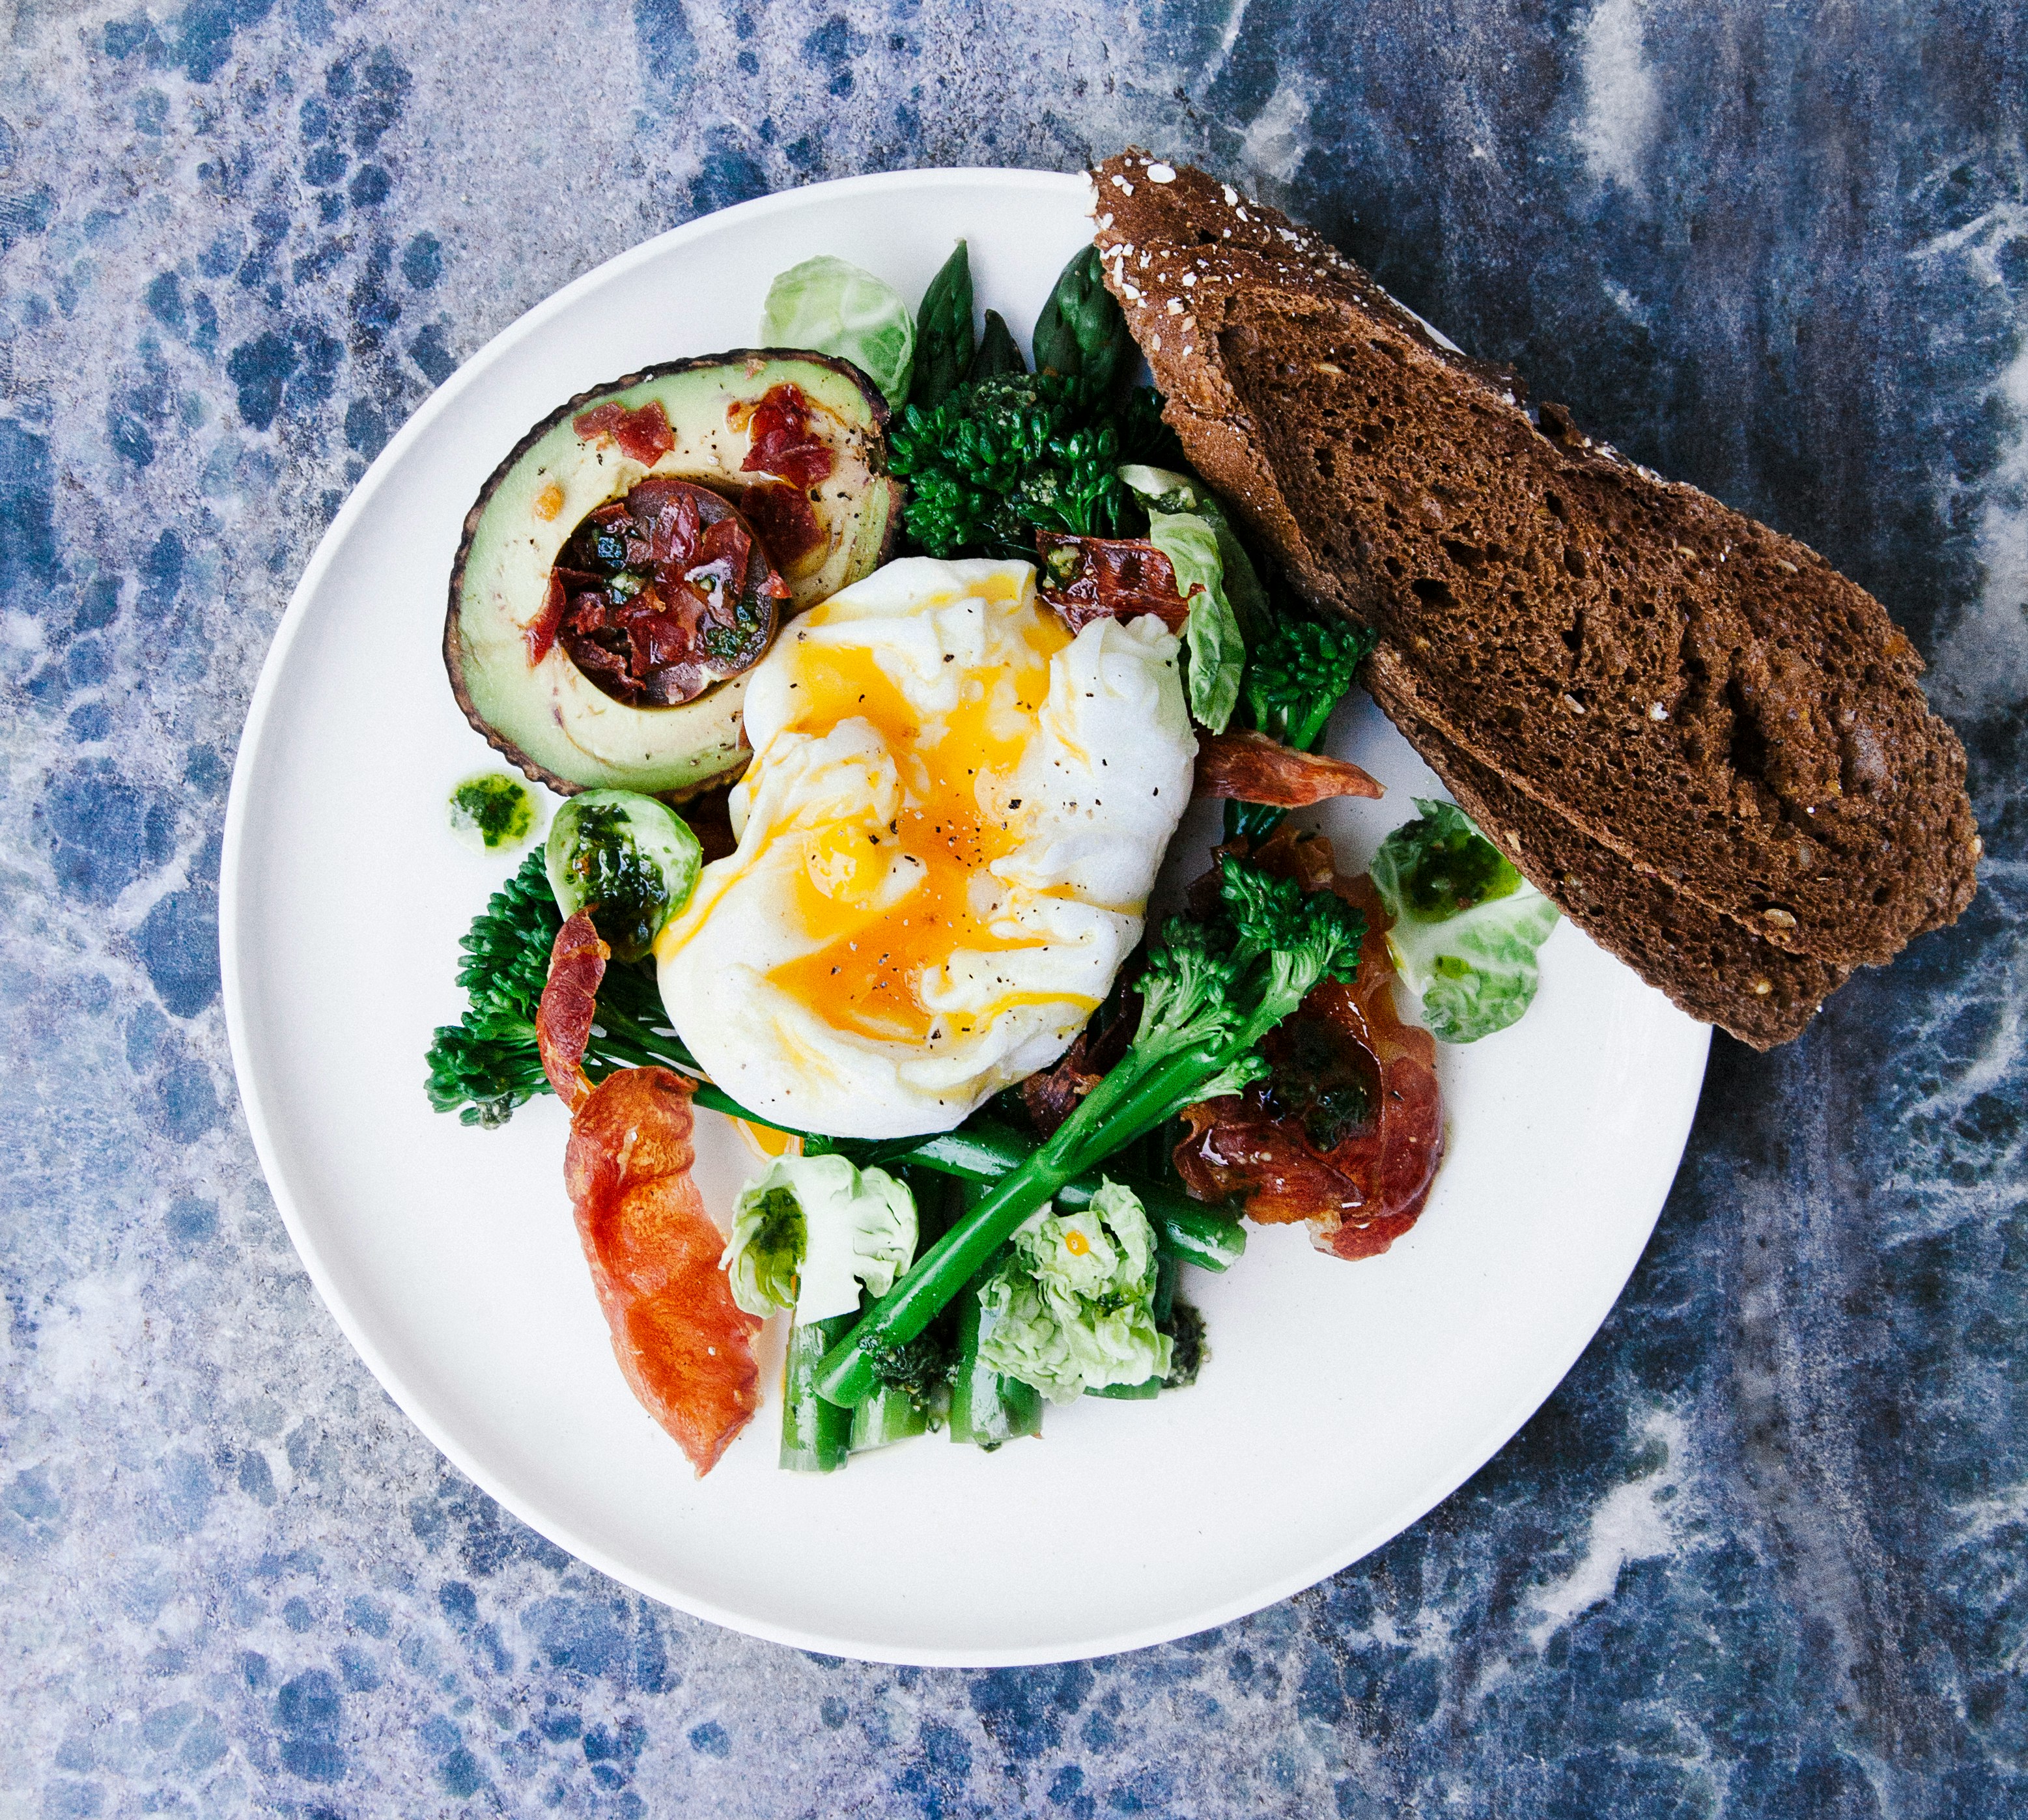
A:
[763,599,1077,1043]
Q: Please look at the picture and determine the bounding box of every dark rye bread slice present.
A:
[1090,154,1979,987]
[1377,686,1848,1046]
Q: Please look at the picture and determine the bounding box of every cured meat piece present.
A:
[552,479,788,708]
[572,399,677,466]
[526,572,567,664]
[537,912,607,1112]
[1020,985,1140,1139]
[1021,1031,1104,1138]
[1195,729,1383,807]
[740,479,824,567]
[740,384,835,489]
[540,926,762,1472]
[564,1067,763,1476]
[1174,830,1444,1259]
[1035,532,1192,633]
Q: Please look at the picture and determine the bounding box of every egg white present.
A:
[655,557,1196,1139]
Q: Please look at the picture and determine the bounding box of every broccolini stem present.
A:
[903,1118,1243,1272]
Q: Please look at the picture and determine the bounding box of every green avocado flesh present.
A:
[447,352,901,798]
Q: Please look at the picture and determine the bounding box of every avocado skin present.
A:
[446,349,903,802]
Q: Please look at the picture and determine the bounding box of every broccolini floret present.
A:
[1226,608,1381,844]
[1242,615,1380,753]
[887,371,1148,558]
[455,847,559,1040]
[424,848,686,1127]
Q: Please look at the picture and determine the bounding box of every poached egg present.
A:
[655,557,1195,1138]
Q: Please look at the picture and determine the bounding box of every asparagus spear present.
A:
[780,1313,855,1472]
[908,241,975,412]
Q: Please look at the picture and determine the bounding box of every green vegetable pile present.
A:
[423,234,1574,1477]
[811,853,1367,1408]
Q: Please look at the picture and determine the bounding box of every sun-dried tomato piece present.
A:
[1194,729,1383,807]
[564,1067,762,1476]
[1035,531,1192,634]
[572,399,677,466]
[1173,830,1444,1259]
[739,384,834,490]
[537,912,607,1113]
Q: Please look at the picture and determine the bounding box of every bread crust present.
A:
[1091,152,1979,1041]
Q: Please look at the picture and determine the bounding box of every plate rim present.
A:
[220,165,1711,1667]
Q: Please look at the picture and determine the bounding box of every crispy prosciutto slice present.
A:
[537,912,606,1111]
[1174,829,1444,1260]
[1195,729,1383,807]
[1019,997,1136,1139]
[537,920,761,1474]
[737,383,834,571]
[565,1068,762,1475]
[1035,531,1192,634]
[572,398,677,466]
[739,383,836,490]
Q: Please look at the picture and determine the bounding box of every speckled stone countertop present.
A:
[4,1,2023,1813]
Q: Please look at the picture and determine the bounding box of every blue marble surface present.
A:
[3,1,2023,1813]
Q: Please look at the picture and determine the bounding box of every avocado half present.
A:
[446,350,903,800]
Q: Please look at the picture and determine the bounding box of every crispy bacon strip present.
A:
[1195,729,1383,807]
[564,1067,762,1476]
[1174,830,1444,1259]
[537,912,607,1113]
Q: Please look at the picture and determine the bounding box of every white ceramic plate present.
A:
[221,169,1710,1668]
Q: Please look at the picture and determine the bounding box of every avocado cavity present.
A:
[541,478,787,708]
